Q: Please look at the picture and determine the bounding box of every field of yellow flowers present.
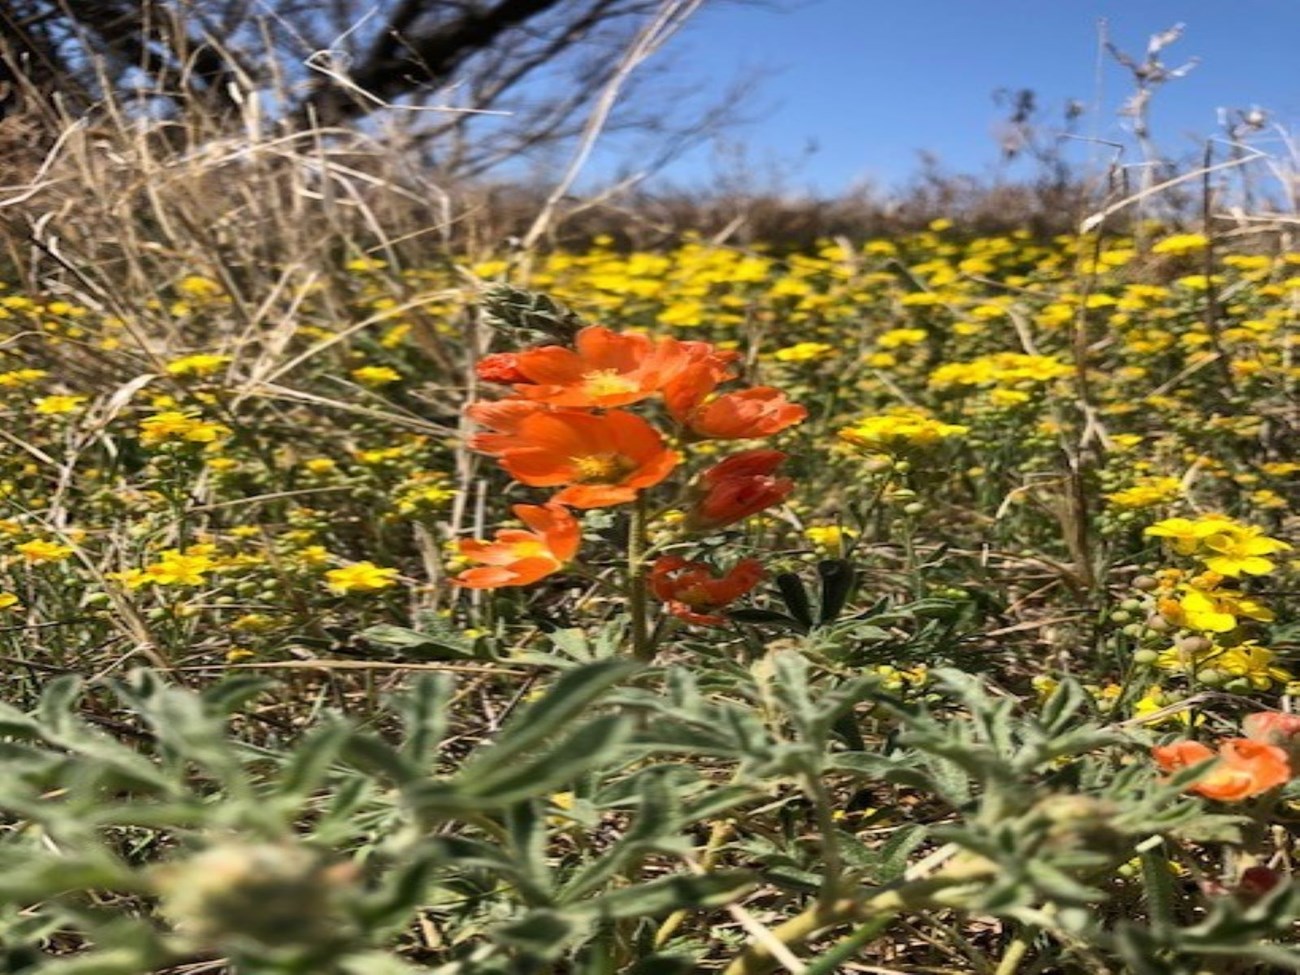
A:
[0,222,1297,973]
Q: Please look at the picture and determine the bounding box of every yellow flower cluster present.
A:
[1146,515,1290,577]
[1105,476,1183,511]
[139,411,231,448]
[929,353,1073,390]
[838,409,968,456]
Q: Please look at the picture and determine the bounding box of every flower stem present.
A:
[629,492,652,661]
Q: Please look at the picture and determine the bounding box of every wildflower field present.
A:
[1,217,1298,974]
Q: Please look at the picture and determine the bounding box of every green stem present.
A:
[722,855,995,975]
[802,915,895,975]
[628,493,651,661]
[993,924,1037,975]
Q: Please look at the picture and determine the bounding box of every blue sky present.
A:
[617,0,1300,193]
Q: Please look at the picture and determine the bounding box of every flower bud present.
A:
[686,450,793,532]
[475,352,532,385]
[152,841,358,954]
[1236,865,1283,903]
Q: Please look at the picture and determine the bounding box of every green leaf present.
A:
[875,823,927,883]
[505,800,554,904]
[360,624,475,660]
[459,659,637,785]
[577,871,756,920]
[343,732,420,786]
[463,715,632,805]
[1140,839,1178,936]
[493,909,581,959]
[273,721,353,806]
[396,674,454,766]
[727,608,807,631]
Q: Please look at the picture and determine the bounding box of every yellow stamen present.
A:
[582,369,639,398]
[572,453,636,483]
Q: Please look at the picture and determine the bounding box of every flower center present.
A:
[582,369,640,397]
[509,539,550,560]
[572,452,636,484]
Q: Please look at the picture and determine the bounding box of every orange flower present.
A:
[475,409,679,508]
[466,399,549,453]
[1152,738,1290,801]
[476,352,532,385]
[679,386,808,440]
[455,503,580,588]
[649,555,764,625]
[687,449,793,531]
[1242,711,1300,765]
[663,343,740,418]
[509,326,690,407]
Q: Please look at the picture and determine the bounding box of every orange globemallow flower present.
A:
[650,555,764,626]
[476,409,679,508]
[508,326,690,408]
[1243,711,1300,765]
[687,449,794,531]
[455,503,580,589]
[1152,738,1291,801]
[476,352,533,385]
[679,386,808,440]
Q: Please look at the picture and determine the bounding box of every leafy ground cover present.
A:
[0,224,1297,973]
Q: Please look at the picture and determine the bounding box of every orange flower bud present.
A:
[686,450,793,531]
[476,352,532,385]
[649,555,764,626]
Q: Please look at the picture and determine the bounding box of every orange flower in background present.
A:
[476,352,532,385]
[478,409,679,508]
[679,386,808,440]
[687,449,793,531]
[455,503,580,588]
[663,343,740,418]
[650,555,764,625]
[1243,711,1300,764]
[1152,738,1290,801]
[509,326,690,407]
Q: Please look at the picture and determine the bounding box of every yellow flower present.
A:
[1151,233,1208,256]
[166,354,231,378]
[352,365,402,386]
[16,539,74,564]
[139,411,230,447]
[325,561,398,593]
[393,472,456,516]
[1175,585,1274,634]
[928,352,1072,390]
[1145,514,1240,556]
[0,592,22,610]
[877,328,927,349]
[805,525,856,555]
[175,275,224,299]
[773,342,836,363]
[839,409,967,455]
[291,545,331,568]
[34,394,87,415]
[147,550,215,586]
[1158,640,1291,690]
[1200,525,1290,577]
[0,368,48,387]
[303,458,338,475]
[1105,476,1182,511]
